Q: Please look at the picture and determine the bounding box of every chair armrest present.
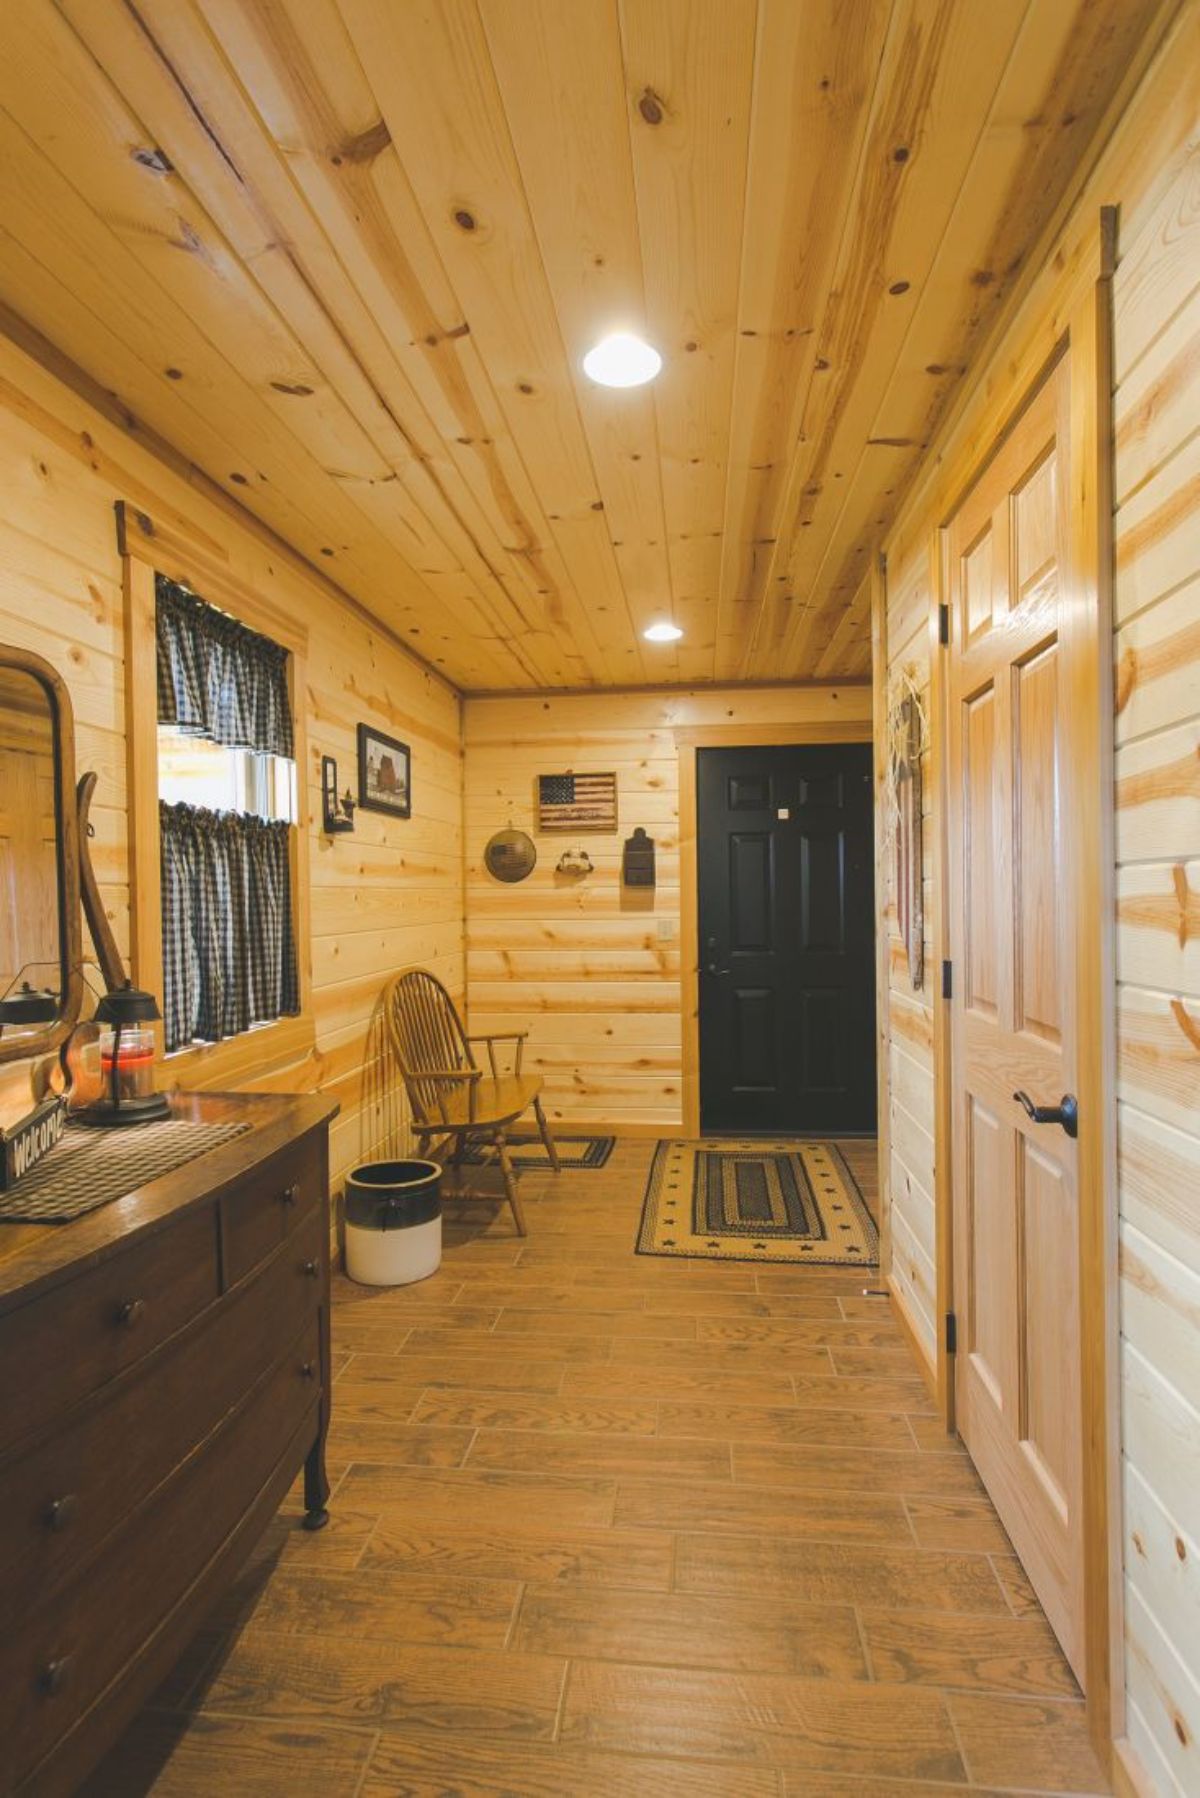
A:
[467,1031,528,1076]
[413,1066,482,1127]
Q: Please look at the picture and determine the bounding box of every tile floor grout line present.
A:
[550,1658,574,1744]
[350,1729,381,1798]
[942,1688,978,1788]
[502,1579,527,1651]
[852,1602,877,1681]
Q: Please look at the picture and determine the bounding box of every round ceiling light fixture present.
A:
[583,332,663,388]
[643,621,683,643]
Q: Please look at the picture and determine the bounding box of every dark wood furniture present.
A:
[384,967,560,1236]
[0,1089,337,1798]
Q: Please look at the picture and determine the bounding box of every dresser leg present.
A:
[302,1432,330,1530]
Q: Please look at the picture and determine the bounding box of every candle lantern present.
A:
[74,982,170,1127]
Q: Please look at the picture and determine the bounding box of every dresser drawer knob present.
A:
[45,1494,78,1533]
[303,1258,319,1278]
[281,1183,300,1207]
[116,1298,146,1328]
[300,1360,317,1380]
[39,1656,72,1697]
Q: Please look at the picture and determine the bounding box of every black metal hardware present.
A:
[281,1183,300,1207]
[116,1297,146,1328]
[303,1258,319,1278]
[44,1494,78,1533]
[945,1312,957,1355]
[300,1360,317,1380]
[941,959,952,1000]
[1013,1090,1079,1139]
[622,827,656,888]
[938,602,950,645]
[704,936,730,978]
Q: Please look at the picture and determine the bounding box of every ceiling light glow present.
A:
[644,621,683,643]
[583,332,662,388]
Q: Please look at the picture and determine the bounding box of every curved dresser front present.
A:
[0,1089,337,1797]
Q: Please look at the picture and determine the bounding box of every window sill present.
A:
[161,1015,316,1094]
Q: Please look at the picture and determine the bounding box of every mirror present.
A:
[0,647,82,1062]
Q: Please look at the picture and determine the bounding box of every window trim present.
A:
[117,501,315,1088]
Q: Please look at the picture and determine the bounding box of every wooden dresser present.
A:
[0,1090,337,1798]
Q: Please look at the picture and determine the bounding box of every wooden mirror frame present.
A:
[0,645,84,1064]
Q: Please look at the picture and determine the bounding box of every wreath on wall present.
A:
[884,664,929,992]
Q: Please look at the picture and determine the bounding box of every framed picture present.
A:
[357,723,411,818]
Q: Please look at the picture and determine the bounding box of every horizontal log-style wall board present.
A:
[0,330,464,1194]
[874,7,1200,1789]
[463,685,872,1132]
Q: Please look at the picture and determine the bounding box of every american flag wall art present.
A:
[537,771,618,833]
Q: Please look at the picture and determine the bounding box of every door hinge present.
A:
[938,602,950,645]
[941,959,952,1000]
[946,1312,958,1355]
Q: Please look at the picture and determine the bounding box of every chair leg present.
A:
[494,1132,527,1236]
[533,1097,561,1173]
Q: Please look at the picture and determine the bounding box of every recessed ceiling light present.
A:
[583,332,663,388]
[644,621,683,643]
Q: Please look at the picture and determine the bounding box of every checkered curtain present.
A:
[156,575,293,757]
[160,803,299,1053]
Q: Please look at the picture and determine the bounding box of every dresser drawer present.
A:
[0,1202,220,1454]
[4,1314,321,1787]
[0,1204,324,1620]
[220,1136,324,1289]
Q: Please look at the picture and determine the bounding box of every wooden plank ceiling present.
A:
[0,0,1156,691]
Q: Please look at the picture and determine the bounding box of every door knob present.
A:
[1013,1090,1078,1139]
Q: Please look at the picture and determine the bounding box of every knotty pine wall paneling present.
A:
[875,8,1200,1786]
[0,331,464,1195]
[877,547,938,1377]
[463,685,872,1134]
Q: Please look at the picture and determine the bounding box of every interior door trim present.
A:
[930,212,1120,1757]
[676,720,872,1139]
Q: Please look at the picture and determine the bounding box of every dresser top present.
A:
[0,1090,337,1310]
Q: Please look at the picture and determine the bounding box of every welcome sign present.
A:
[1,1095,67,1192]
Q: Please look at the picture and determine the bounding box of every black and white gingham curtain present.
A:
[156,575,293,757]
[160,803,299,1053]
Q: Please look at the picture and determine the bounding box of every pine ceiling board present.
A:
[0,115,392,598]
[617,0,758,685]
[714,0,894,680]
[110,0,586,689]
[0,10,536,689]
[188,0,600,690]
[785,0,1163,672]
[478,0,681,686]
[0,118,528,692]
[2,4,404,484]
[740,0,1036,679]
[331,0,652,690]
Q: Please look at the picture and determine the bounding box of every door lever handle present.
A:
[705,964,731,977]
[1013,1090,1078,1139]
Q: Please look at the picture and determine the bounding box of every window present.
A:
[154,574,301,1055]
[119,503,314,1081]
[157,730,297,824]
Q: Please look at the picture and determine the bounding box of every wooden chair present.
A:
[383,967,560,1235]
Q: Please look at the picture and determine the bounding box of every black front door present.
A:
[697,742,876,1134]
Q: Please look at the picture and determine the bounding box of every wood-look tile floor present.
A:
[84,1141,1111,1797]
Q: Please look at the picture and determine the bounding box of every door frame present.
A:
[930,212,1121,1755]
[676,720,872,1139]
